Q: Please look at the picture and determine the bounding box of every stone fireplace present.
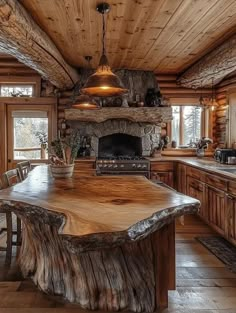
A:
[65,106,172,157]
[88,119,160,156]
[65,69,172,158]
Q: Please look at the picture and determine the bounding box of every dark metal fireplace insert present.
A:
[98,133,142,158]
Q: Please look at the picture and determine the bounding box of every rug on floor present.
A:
[196,236,236,273]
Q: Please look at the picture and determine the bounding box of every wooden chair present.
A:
[0,169,22,263]
[16,160,31,181]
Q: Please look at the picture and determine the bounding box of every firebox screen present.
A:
[98,134,142,157]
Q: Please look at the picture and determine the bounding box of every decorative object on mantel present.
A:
[81,3,128,97]
[49,129,80,178]
[145,88,162,107]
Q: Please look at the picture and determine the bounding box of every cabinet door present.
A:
[151,171,174,188]
[186,176,205,219]
[205,185,226,236]
[226,194,236,246]
[177,164,186,194]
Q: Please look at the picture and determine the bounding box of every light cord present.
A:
[102,12,106,55]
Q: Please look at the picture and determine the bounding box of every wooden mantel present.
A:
[65,107,172,124]
[0,166,199,312]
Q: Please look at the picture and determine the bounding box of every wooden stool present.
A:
[1,169,23,263]
[16,160,31,181]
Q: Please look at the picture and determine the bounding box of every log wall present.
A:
[214,73,236,148]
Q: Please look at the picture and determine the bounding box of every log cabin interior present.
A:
[1,0,236,312]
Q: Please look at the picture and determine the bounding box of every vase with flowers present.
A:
[49,129,80,178]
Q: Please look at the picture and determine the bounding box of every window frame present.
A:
[7,103,56,169]
[168,103,208,146]
[0,76,41,97]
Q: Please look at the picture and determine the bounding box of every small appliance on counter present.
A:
[214,149,236,164]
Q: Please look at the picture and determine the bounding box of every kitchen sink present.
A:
[216,168,236,174]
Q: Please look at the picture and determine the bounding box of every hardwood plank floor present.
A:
[0,214,236,313]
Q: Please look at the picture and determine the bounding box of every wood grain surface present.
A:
[0,166,199,311]
[0,166,199,244]
[19,0,236,74]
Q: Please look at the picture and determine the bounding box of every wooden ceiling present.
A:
[19,0,236,74]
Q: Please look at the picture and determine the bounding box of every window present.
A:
[12,111,48,160]
[171,106,202,147]
[1,84,34,97]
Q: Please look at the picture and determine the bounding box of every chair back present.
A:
[16,161,31,180]
[2,169,22,188]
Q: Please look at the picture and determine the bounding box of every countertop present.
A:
[147,156,236,180]
[0,165,199,250]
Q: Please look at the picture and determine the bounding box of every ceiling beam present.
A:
[177,34,236,88]
[0,0,79,89]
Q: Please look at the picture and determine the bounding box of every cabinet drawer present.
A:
[186,166,205,180]
[151,161,174,172]
[188,177,204,192]
[205,173,227,191]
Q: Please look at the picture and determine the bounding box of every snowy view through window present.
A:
[172,106,201,147]
[14,117,48,160]
[1,85,33,97]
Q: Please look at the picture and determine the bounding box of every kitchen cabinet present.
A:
[177,163,186,194]
[186,176,206,220]
[226,194,236,246]
[160,160,236,247]
[205,185,226,236]
[150,162,174,188]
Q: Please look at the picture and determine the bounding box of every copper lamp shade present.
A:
[71,95,99,110]
[80,3,128,98]
[81,54,128,97]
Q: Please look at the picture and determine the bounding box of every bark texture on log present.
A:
[2,203,178,312]
[178,34,236,88]
[16,213,156,312]
[0,0,79,89]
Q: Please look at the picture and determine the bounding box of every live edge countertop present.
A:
[0,165,199,251]
[0,165,199,311]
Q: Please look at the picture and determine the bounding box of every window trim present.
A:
[169,104,204,146]
[0,76,41,97]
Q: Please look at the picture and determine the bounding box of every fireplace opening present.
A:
[98,134,142,158]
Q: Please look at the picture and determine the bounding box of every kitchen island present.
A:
[0,166,199,312]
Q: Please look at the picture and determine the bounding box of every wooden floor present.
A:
[0,214,236,313]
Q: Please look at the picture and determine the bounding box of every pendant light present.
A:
[72,56,100,109]
[71,94,99,109]
[81,2,128,97]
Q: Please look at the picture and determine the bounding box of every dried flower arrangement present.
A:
[50,129,80,166]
